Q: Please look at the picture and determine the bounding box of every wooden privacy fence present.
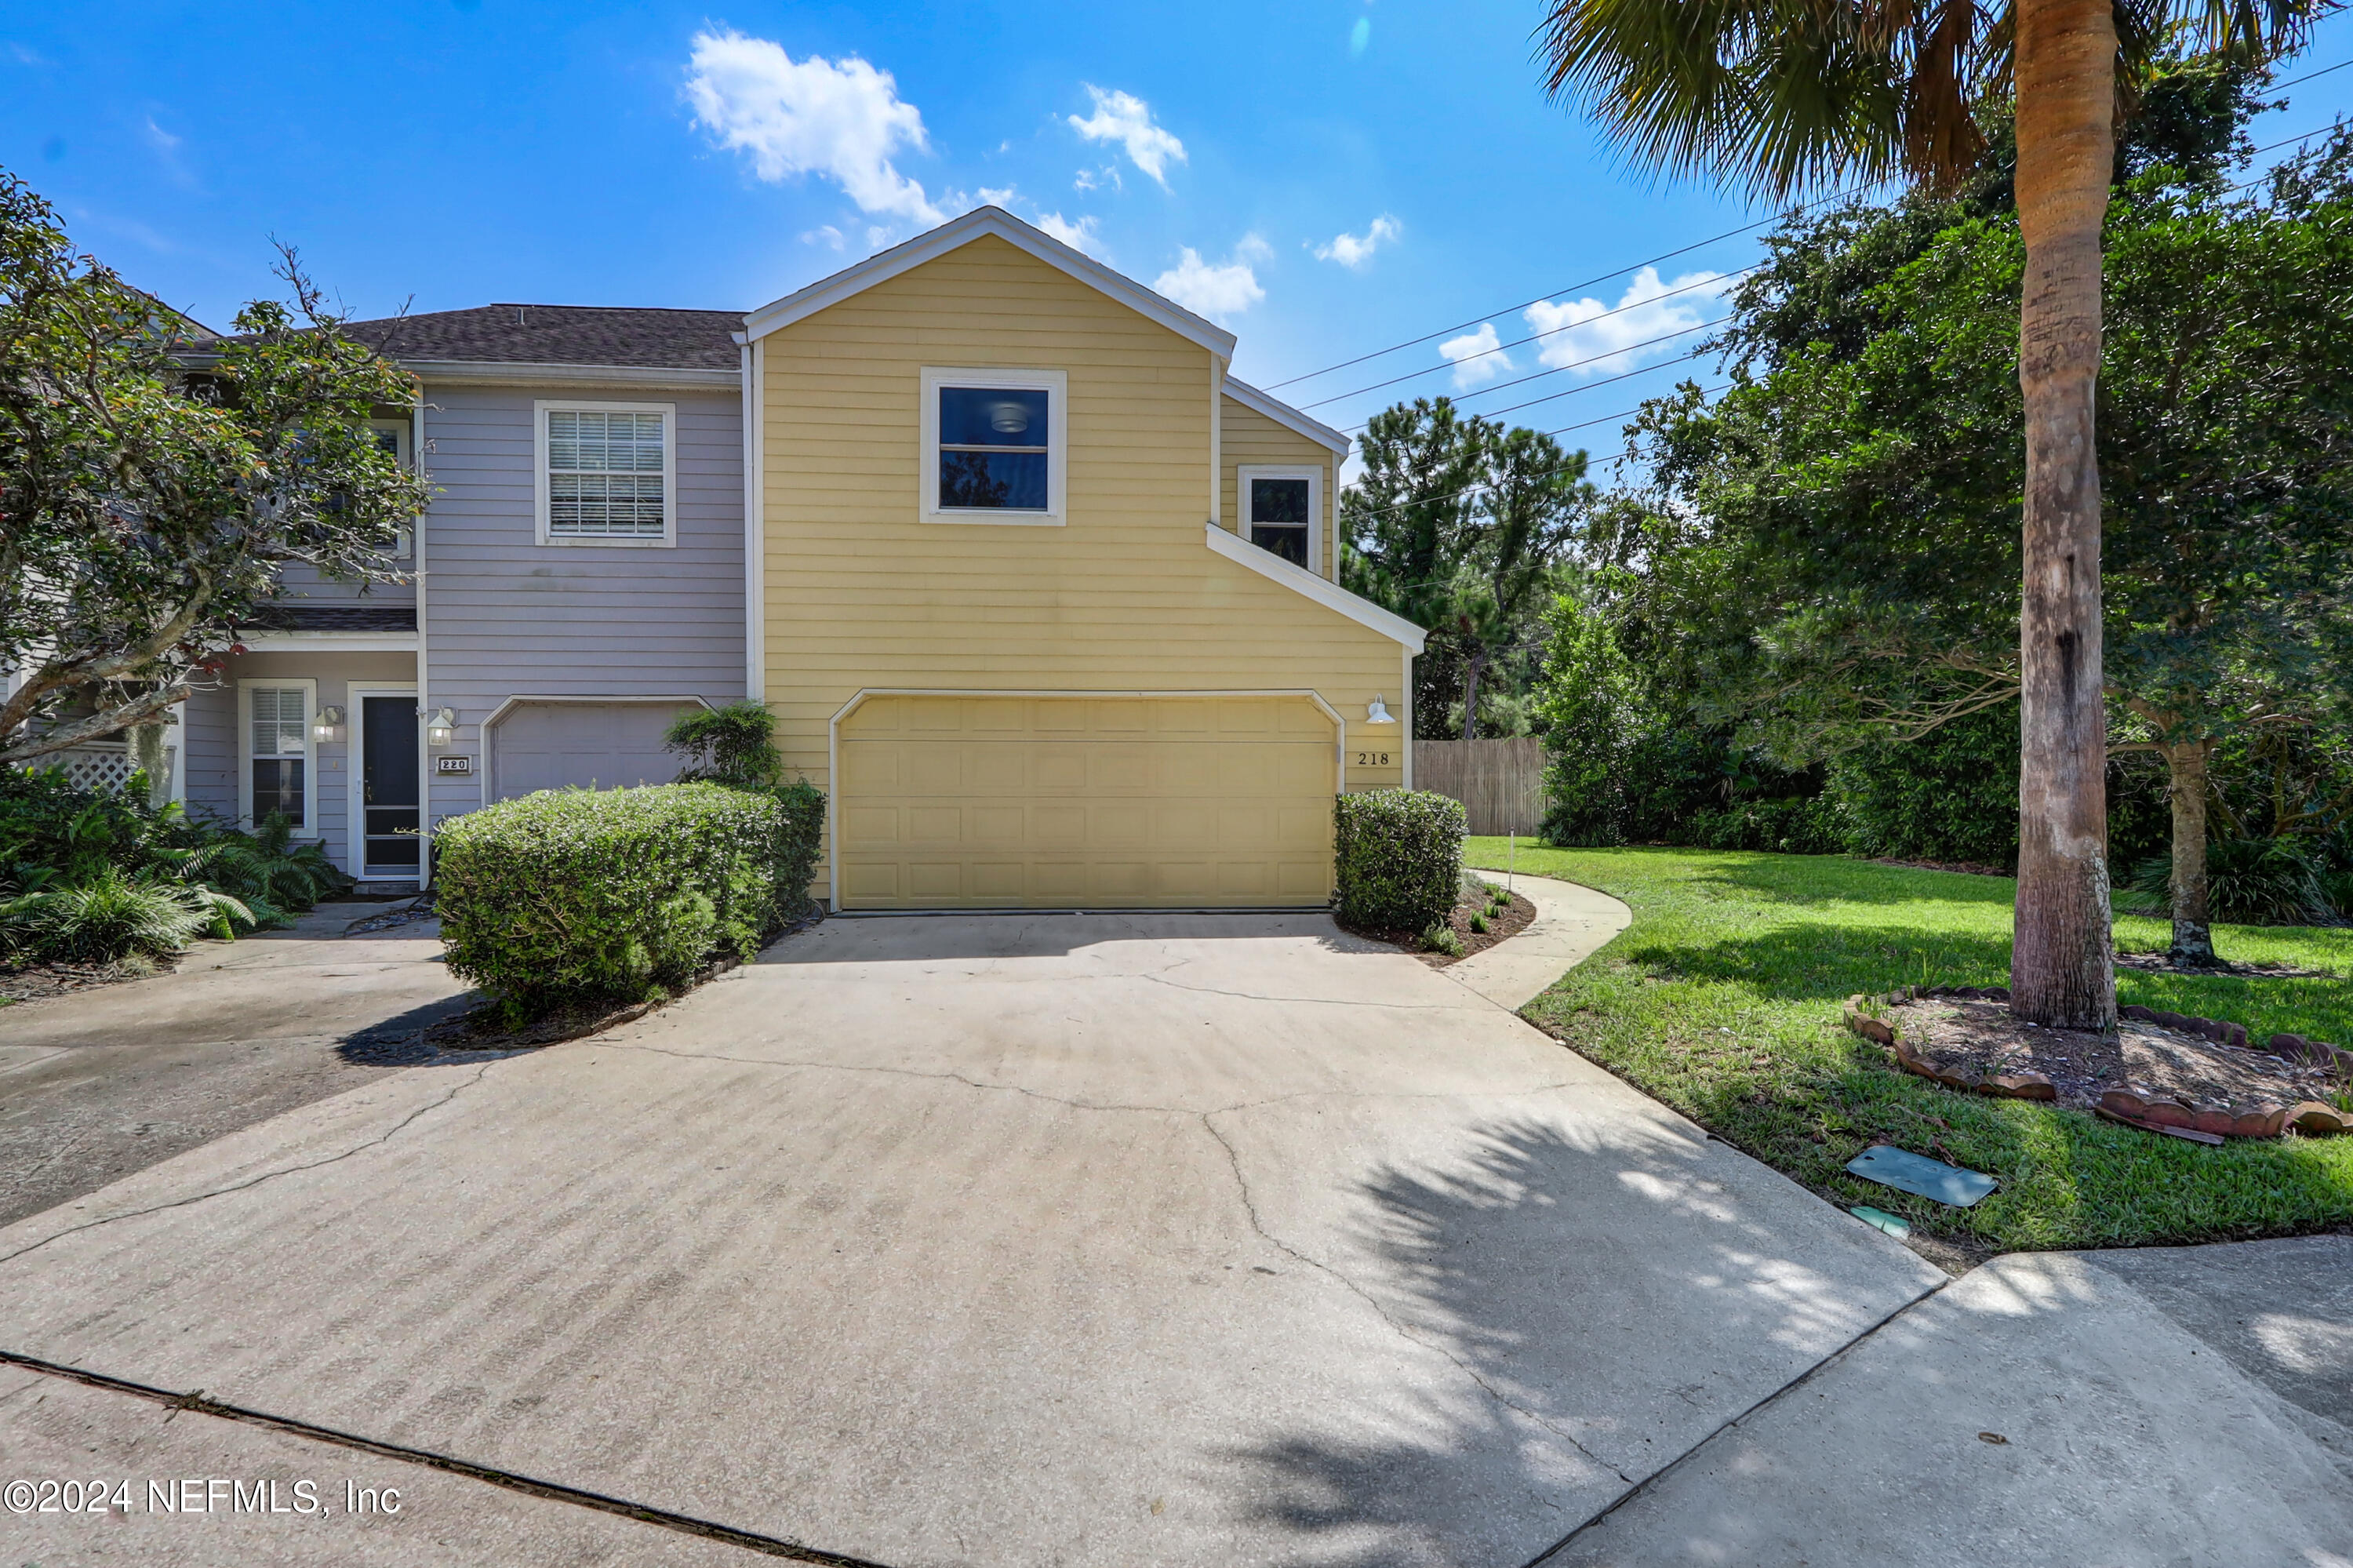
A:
[1415,737,1549,836]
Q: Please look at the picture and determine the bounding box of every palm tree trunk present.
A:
[2009,0,2118,1028]
[1461,649,1484,742]
[2164,737,2217,967]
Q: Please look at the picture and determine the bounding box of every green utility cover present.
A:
[1846,1144,1997,1207]
[1849,1205,1911,1239]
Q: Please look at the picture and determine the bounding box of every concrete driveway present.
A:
[0,910,474,1228]
[0,904,1951,1566]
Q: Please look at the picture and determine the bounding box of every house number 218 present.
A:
[1354,751,1392,767]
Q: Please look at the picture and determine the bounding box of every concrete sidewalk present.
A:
[1548,1237,2353,1566]
[0,910,1940,1566]
[1446,873,1632,1012]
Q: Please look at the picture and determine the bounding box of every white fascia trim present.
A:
[1204,523,1427,651]
[1224,377,1351,457]
[235,631,420,653]
[744,340,766,703]
[741,206,1238,359]
[412,361,738,391]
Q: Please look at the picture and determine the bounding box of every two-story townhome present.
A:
[176,206,1425,910]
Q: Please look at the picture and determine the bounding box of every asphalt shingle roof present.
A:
[333,304,744,370]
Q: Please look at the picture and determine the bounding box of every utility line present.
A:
[1271,53,2351,398]
[1296,267,1756,409]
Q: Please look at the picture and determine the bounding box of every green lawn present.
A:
[1465,839,2353,1253]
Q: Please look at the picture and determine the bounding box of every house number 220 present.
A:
[1354,751,1392,767]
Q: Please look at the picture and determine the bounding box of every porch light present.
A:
[1366,695,1398,725]
[425,706,459,747]
[311,704,345,744]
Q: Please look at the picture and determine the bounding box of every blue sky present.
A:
[9,1,2353,475]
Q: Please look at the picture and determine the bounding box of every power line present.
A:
[1296,267,1756,409]
[1261,186,1880,391]
[1271,53,2350,400]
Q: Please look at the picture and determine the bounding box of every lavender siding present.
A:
[417,384,745,830]
[178,650,420,873]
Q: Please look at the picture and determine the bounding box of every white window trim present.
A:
[347,684,421,882]
[1237,464,1324,579]
[919,367,1068,526]
[533,399,679,548]
[237,677,319,837]
[367,418,415,559]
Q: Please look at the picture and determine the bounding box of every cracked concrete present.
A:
[0,909,1939,1566]
[0,928,475,1226]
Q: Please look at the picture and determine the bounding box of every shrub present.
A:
[1682,797,1844,855]
[1823,708,2019,867]
[1335,789,1464,933]
[0,764,343,965]
[2125,835,2337,926]
[666,701,784,789]
[437,783,791,1013]
[767,776,825,918]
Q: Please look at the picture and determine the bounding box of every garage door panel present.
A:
[838,696,1337,909]
[491,702,692,802]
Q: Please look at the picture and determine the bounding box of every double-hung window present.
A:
[535,401,675,545]
[242,682,315,831]
[920,368,1068,524]
[1238,465,1322,573]
[368,418,414,558]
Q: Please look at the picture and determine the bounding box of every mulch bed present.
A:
[1882,994,2339,1113]
[0,955,169,1005]
[1340,881,1537,970]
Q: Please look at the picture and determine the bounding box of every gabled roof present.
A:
[310,304,744,370]
[739,206,1239,358]
[1224,377,1350,457]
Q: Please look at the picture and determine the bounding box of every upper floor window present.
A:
[920,368,1067,525]
[368,418,414,558]
[1238,465,1322,573]
[535,401,675,546]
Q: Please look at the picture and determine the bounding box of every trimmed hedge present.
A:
[1334,789,1464,933]
[438,782,802,1013]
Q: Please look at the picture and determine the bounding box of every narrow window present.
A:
[1239,466,1322,570]
[937,387,1051,511]
[249,686,308,828]
[369,420,413,558]
[545,409,668,539]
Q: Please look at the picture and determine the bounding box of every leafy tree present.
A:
[0,169,425,763]
[1601,132,2353,965]
[1536,0,2323,1025]
[1341,399,1590,737]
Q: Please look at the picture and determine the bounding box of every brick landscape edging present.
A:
[1841,987,2351,1140]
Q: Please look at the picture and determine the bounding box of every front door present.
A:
[359,696,420,878]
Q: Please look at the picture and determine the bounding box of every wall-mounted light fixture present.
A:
[311,704,346,743]
[425,707,458,747]
[1366,695,1398,725]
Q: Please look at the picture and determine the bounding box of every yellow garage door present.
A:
[837,695,1337,909]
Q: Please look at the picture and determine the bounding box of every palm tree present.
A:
[1537,0,2318,1027]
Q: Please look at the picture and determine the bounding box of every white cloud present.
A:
[686,28,947,225]
[1439,322,1511,389]
[1234,232,1271,262]
[1035,212,1106,258]
[1075,164,1121,193]
[977,185,1016,206]
[1522,266,1731,376]
[1068,86,1185,187]
[142,116,180,154]
[1153,245,1264,322]
[1315,213,1400,270]
[800,224,846,250]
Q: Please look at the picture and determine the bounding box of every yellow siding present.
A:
[1217,395,1338,580]
[759,233,1413,902]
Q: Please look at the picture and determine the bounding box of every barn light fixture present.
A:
[311,704,345,743]
[1366,695,1397,725]
[425,707,458,747]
